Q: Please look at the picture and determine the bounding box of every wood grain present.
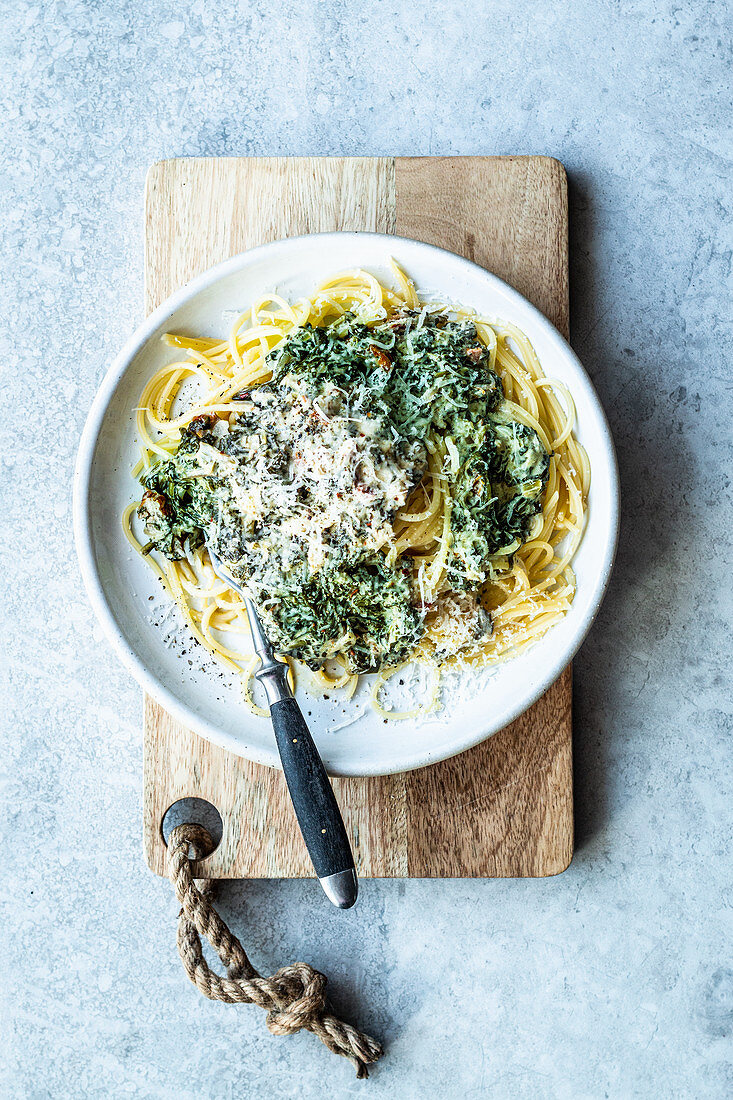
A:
[143,156,573,880]
[145,157,395,311]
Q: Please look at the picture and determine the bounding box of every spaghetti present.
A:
[124,264,589,718]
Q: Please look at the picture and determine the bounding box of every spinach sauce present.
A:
[139,313,549,672]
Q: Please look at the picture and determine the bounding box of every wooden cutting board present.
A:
[142,156,573,880]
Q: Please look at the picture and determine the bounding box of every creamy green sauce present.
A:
[139,311,549,672]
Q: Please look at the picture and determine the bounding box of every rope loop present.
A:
[166,823,383,1078]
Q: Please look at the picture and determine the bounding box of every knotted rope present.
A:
[167,823,383,1078]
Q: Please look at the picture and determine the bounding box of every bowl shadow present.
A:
[568,171,696,851]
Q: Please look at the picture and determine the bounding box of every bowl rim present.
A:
[73,231,620,776]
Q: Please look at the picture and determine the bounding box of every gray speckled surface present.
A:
[2,1,732,1096]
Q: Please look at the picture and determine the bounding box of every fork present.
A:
[206,546,358,909]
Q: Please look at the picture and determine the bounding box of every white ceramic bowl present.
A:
[74,233,619,776]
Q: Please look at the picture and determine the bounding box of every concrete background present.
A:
[2,1,731,1096]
